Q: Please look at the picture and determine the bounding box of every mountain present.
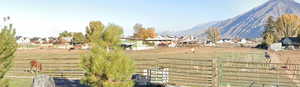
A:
[167,0,300,38]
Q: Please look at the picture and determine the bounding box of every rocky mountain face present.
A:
[166,0,300,39]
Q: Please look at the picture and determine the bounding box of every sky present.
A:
[1,0,300,37]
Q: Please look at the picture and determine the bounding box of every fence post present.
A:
[212,58,219,87]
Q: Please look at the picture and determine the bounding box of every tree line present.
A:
[58,23,158,45]
[263,14,300,46]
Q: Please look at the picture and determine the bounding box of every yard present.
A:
[8,47,266,87]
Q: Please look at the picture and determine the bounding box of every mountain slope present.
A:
[173,0,300,38]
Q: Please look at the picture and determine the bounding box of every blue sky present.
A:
[1,0,299,37]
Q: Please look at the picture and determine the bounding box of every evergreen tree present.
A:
[81,21,135,87]
[263,16,278,45]
[0,17,17,87]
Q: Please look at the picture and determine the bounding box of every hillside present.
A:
[167,0,300,38]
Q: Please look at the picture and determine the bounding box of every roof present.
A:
[280,37,300,46]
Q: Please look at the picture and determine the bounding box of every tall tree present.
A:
[58,30,72,38]
[147,27,157,38]
[85,21,105,43]
[263,16,278,45]
[0,16,17,87]
[72,32,85,44]
[206,27,221,43]
[133,23,157,39]
[81,21,134,87]
[102,24,124,50]
[275,14,300,38]
[133,23,143,34]
[58,30,72,44]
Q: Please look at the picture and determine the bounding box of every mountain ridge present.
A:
[165,0,300,39]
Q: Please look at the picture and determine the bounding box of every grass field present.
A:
[9,78,32,87]
[7,47,266,87]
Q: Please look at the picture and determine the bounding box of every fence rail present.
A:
[135,58,300,87]
[8,57,300,87]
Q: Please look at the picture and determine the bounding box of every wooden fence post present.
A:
[212,58,219,87]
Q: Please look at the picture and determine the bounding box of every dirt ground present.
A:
[274,50,300,64]
[127,47,265,62]
[15,47,266,62]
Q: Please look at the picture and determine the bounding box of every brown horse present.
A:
[30,60,42,72]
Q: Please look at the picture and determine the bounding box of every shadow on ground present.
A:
[54,78,88,87]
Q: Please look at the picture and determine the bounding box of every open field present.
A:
[128,47,265,62]
[7,47,266,87]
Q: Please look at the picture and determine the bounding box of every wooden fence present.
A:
[7,58,83,79]
[135,58,300,87]
[220,61,300,87]
[135,57,217,87]
[7,57,300,87]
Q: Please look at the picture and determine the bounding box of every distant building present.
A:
[145,36,176,47]
[17,37,31,45]
[217,39,233,44]
[280,37,300,46]
[280,37,300,50]
[238,38,248,44]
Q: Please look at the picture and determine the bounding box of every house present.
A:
[216,39,234,44]
[281,37,300,46]
[238,38,248,44]
[17,37,32,49]
[145,36,176,47]
[205,41,215,46]
[121,38,155,50]
[59,37,73,44]
[280,37,300,49]
[17,37,31,45]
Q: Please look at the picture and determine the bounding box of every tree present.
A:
[0,16,17,87]
[81,21,135,87]
[262,14,300,46]
[58,30,72,38]
[275,14,300,38]
[147,27,157,38]
[206,27,221,43]
[102,24,124,50]
[58,30,72,44]
[133,23,157,39]
[72,32,85,44]
[85,21,105,43]
[263,16,278,45]
[133,23,143,34]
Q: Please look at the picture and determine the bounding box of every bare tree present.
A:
[206,27,221,43]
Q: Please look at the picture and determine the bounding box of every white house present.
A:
[238,38,248,44]
[17,37,31,45]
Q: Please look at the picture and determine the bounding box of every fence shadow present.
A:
[54,78,88,87]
